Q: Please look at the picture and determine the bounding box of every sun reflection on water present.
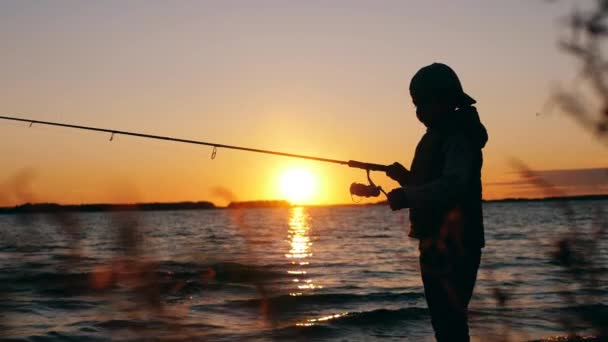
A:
[285,207,321,296]
[296,312,349,327]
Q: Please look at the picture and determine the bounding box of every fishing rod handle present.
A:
[347,160,389,172]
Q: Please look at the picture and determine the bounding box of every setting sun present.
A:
[279,168,317,204]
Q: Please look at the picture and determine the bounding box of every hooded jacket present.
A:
[402,105,488,248]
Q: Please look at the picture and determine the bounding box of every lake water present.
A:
[0,200,606,341]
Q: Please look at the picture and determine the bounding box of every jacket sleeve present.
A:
[397,172,410,187]
[402,134,472,209]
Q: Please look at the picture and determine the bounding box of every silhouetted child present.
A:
[386,63,487,342]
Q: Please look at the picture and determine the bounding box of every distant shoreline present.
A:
[371,194,608,206]
[483,194,608,203]
[0,200,290,214]
[0,194,606,214]
[0,202,217,215]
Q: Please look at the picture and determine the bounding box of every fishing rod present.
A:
[0,115,388,198]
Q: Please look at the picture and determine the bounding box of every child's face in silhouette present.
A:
[414,100,453,127]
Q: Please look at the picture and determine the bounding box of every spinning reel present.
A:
[347,160,388,199]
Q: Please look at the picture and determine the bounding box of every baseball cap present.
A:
[409,63,476,107]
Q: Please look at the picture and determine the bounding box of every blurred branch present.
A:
[550,0,608,145]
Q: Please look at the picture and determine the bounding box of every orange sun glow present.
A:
[279,168,317,204]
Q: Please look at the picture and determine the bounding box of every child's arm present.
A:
[387,134,472,210]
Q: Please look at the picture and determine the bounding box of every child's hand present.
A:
[387,188,408,211]
[385,162,410,183]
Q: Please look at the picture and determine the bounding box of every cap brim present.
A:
[460,92,476,106]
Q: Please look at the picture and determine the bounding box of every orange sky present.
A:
[1,1,607,207]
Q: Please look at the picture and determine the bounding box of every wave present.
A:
[229,291,424,309]
[268,307,428,340]
[18,331,108,342]
[356,234,394,239]
[156,260,286,278]
[0,260,287,289]
[329,307,429,326]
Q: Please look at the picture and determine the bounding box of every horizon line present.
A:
[1,193,607,213]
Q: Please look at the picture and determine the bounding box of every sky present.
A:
[0,0,607,206]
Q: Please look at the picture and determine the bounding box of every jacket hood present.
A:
[435,105,488,149]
